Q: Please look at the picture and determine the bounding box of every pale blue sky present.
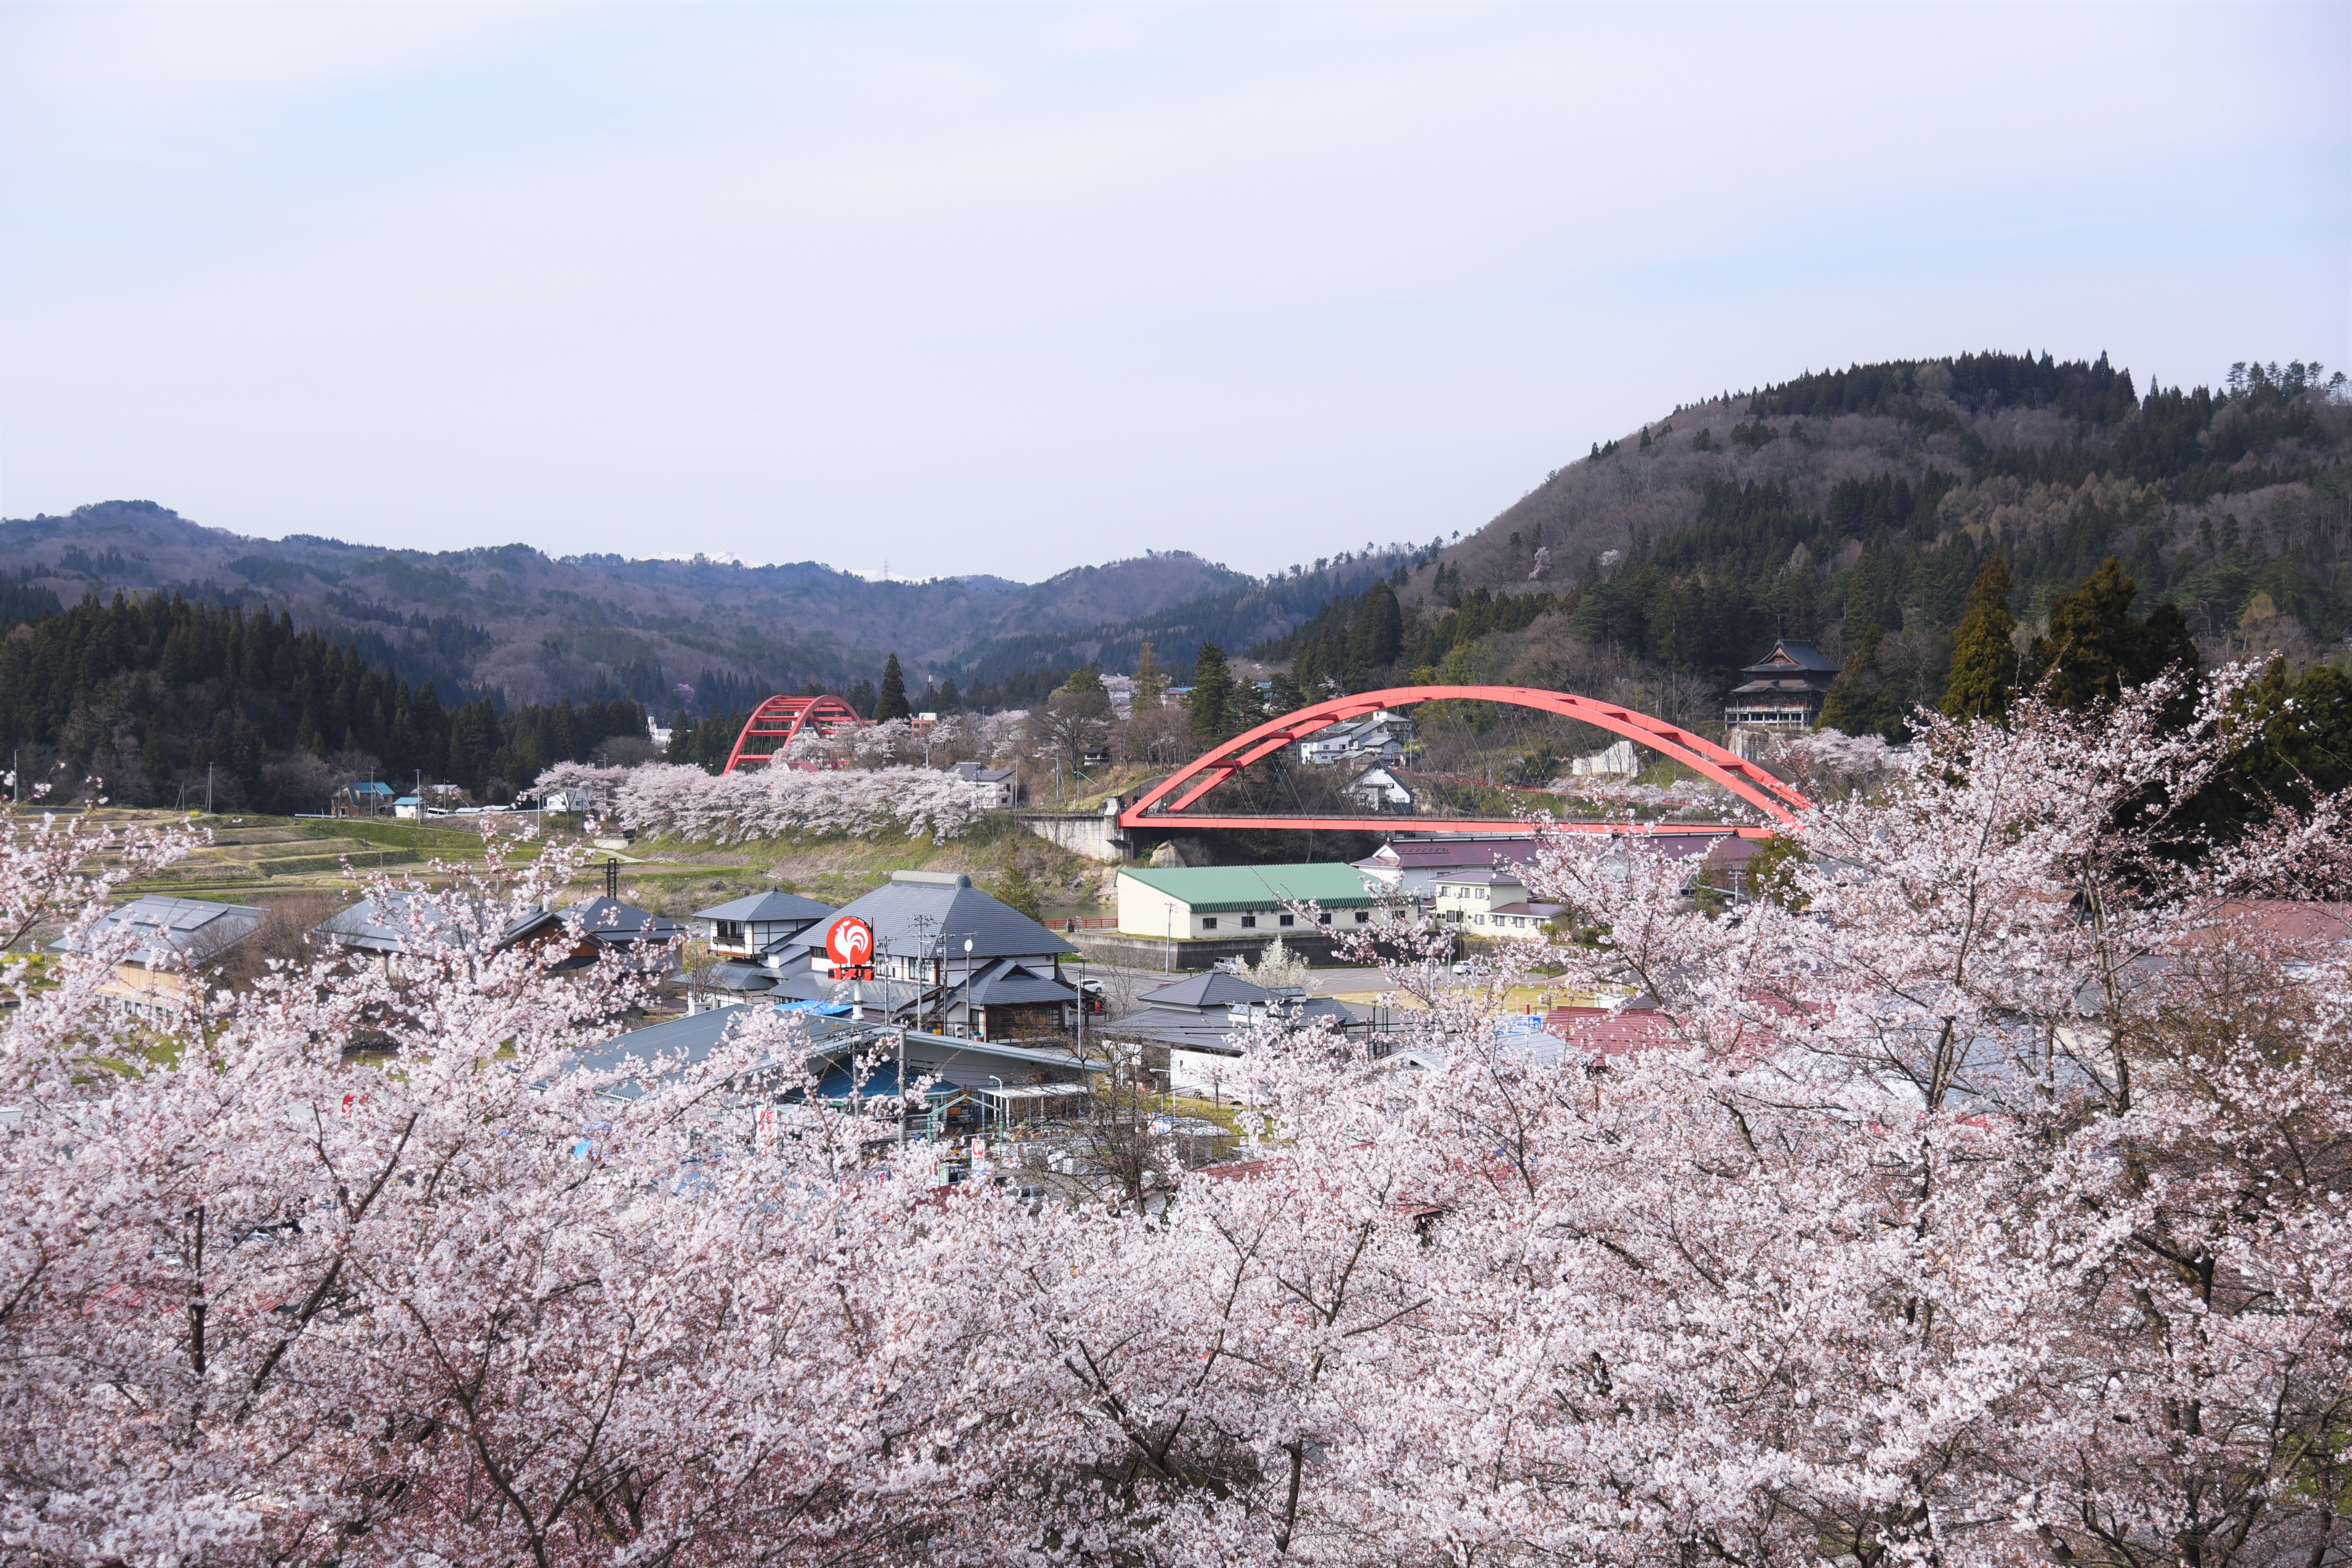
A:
[3,3,2346,581]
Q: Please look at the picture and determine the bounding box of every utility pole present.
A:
[908,914,938,1033]
[205,763,213,814]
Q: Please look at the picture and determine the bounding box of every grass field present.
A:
[79,805,1114,923]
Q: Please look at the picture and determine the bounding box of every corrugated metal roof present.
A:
[317,892,559,955]
[1118,863,1378,914]
[51,895,264,960]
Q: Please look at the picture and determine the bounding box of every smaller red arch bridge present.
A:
[1117,685,1811,838]
[722,695,864,774]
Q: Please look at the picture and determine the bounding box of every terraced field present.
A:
[117,816,507,899]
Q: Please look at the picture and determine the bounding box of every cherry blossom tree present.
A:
[7,665,2348,1566]
[535,760,990,843]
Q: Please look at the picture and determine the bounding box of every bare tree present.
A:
[205,893,342,993]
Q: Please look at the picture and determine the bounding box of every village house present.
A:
[768,871,1080,1041]
[49,895,264,1018]
[694,889,837,960]
[1100,971,1370,1096]
[1341,764,1418,813]
[1116,864,1380,941]
[315,891,589,972]
[1352,833,1538,903]
[950,761,1019,808]
[1430,866,1566,941]
[330,780,396,818]
[1296,709,1414,768]
[571,1003,1104,1157]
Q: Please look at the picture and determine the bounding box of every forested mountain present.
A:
[7,352,2344,769]
[0,591,645,812]
[1257,353,2352,739]
[0,504,1406,716]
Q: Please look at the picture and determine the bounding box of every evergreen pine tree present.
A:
[1818,623,1902,741]
[1061,665,1104,695]
[1132,643,1167,710]
[1348,582,1404,676]
[876,654,911,721]
[1188,643,1234,744]
[1939,555,2018,721]
[2024,556,2144,711]
[993,864,1044,921]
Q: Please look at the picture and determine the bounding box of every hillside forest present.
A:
[0,590,646,812]
[5,352,2347,821]
[1255,354,2352,747]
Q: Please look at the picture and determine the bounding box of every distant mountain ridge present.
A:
[0,502,1400,711]
[11,351,2342,730]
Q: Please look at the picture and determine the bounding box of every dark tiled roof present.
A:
[705,961,780,992]
[791,871,1076,962]
[964,960,1078,1007]
[1102,1005,1252,1051]
[1739,638,1841,675]
[569,896,687,945]
[693,889,838,925]
[568,1007,1098,1099]
[1133,972,1271,1010]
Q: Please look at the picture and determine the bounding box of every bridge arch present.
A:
[722,694,864,774]
[1117,684,1810,832]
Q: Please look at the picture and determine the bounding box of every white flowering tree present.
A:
[6,669,2348,1565]
[535,760,991,843]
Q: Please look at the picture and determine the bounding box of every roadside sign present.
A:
[826,916,875,979]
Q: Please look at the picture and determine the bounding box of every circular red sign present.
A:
[825,916,875,972]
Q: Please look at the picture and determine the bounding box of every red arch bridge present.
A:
[1115,684,1811,839]
[722,694,865,773]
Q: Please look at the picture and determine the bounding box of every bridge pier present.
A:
[1012,801,1135,864]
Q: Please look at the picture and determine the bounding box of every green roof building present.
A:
[1116,863,1381,941]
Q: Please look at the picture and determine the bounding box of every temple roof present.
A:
[1738,637,1842,676]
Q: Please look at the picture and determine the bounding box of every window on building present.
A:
[1240,915,1257,929]
[1354,911,1370,924]
[1278,914,1294,927]
[1316,911,1329,924]
[1202,917,1218,931]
